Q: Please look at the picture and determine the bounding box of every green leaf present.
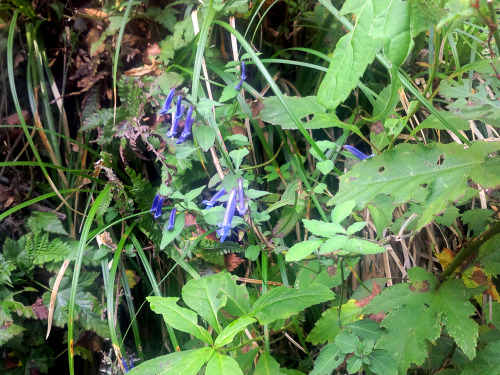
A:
[245,245,261,261]
[318,0,383,110]
[344,319,383,342]
[147,297,213,344]
[163,347,214,375]
[461,340,500,375]
[206,352,243,375]
[285,239,325,262]
[294,259,350,289]
[160,212,185,250]
[346,355,363,374]
[214,316,256,348]
[258,96,347,130]
[182,274,228,334]
[319,235,348,255]
[185,185,206,202]
[335,332,360,354]
[252,285,335,325]
[254,352,284,375]
[461,209,494,237]
[340,238,386,256]
[229,148,249,170]
[310,343,345,375]
[366,349,397,375]
[331,142,500,230]
[331,200,356,223]
[216,272,252,317]
[346,221,367,235]
[363,267,480,373]
[127,349,197,375]
[307,300,361,345]
[219,84,239,102]
[302,220,347,237]
[316,160,334,174]
[194,124,215,152]
[176,146,198,160]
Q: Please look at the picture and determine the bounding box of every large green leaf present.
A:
[160,212,185,249]
[147,297,213,344]
[214,316,256,348]
[252,285,334,324]
[258,96,352,130]
[182,274,227,333]
[161,347,214,375]
[310,343,345,375]
[318,0,384,110]
[205,352,244,375]
[127,350,198,375]
[363,268,481,373]
[294,260,350,289]
[330,142,500,230]
[216,272,252,317]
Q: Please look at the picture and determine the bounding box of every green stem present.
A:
[261,251,270,352]
[487,0,500,56]
[440,220,500,281]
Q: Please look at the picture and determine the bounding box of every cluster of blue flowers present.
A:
[159,88,194,144]
[202,178,247,243]
[150,193,177,231]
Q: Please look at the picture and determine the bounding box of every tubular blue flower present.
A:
[236,178,247,215]
[344,145,373,160]
[150,193,160,212]
[154,196,164,219]
[122,358,130,373]
[176,105,194,144]
[202,188,226,209]
[217,188,237,243]
[159,88,175,115]
[175,95,183,118]
[167,111,180,138]
[235,61,246,90]
[167,208,177,231]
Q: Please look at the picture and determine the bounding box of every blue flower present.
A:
[159,88,175,115]
[154,196,164,219]
[176,105,194,144]
[235,61,246,90]
[167,208,177,231]
[236,178,247,215]
[217,188,237,243]
[344,145,373,160]
[202,188,226,209]
[167,96,184,138]
[122,358,130,373]
[150,193,160,212]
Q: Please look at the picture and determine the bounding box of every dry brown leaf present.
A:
[124,58,162,77]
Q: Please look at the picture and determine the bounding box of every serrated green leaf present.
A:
[310,343,345,375]
[176,146,197,160]
[307,300,361,345]
[163,347,214,375]
[252,285,334,325]
[318,0,383,110]
[147,297,213,344]
[461,340,500,375]
[294,259,350,289]
[316,160,334,174]
[213,272,252,317]
[206,352,243,375]
[285,239,325,262]
[193,124,215,152]
[127,349,190,374]
[461,209,494,237]
[160,212,185,250]
[182,274,227,334]
[214,316,256,348]
[345,319,383,342]
[258,96,347,130]
[229,148,249,170]
[331,142,500,230]
[302,219,347,237]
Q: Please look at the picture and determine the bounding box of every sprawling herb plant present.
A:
[1,0,500,374]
